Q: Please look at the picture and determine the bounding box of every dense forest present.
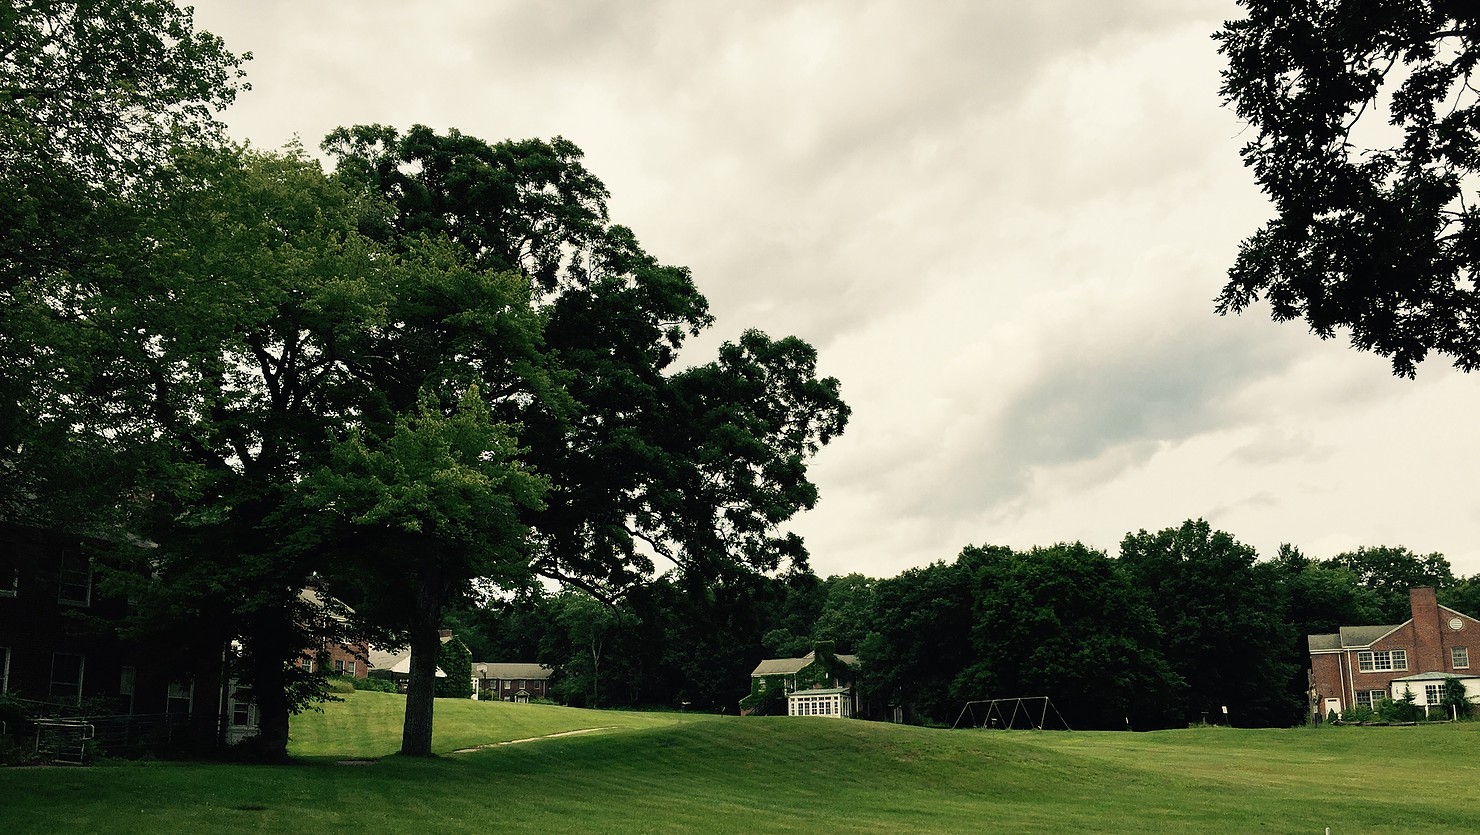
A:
[448,519,1480,730]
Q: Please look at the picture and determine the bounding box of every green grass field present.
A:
[2,691,1476,834]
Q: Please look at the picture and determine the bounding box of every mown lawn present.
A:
[2,691,1476,834]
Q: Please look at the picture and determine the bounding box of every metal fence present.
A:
[9,702,194,764]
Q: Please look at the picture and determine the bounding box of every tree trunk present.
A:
[400,568,445,757]
[246,609,293,763]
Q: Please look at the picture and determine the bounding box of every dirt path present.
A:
[449,726,616,754]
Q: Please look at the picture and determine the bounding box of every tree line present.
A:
[463,519,1480,730]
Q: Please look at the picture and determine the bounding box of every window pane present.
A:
[57,549,91,605]
[50,653,85,703]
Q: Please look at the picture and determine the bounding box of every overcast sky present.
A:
[188,0,1480,579]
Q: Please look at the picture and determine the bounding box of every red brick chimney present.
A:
[1410,587,1443,672]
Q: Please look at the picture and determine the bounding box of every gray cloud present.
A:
[188,0,1480,577]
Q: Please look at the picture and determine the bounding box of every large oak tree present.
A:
[324,125,849,755]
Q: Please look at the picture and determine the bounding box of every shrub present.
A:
[352,676,397,693]
[1429,677,1473,719]
[1377,689,1423,723]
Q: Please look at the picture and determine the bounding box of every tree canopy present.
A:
[1,0,249,528]
[1216,0,1480,376]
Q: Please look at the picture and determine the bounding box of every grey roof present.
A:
[472,662,551,680]
[752,653,814,676]
[1390,671,1480,682]
[787,687,850,696]
[1308,624,1404,651]
[1308,633,1341,652]
[1339,624,1403,647]
[750,651,859,677]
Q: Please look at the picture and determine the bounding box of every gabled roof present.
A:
[1308,623,1404,652]
[472,662,551,680]
[1340,624,1404,647]
[749,651,859,677]
[752,651,816,676]
[366,647,445,677]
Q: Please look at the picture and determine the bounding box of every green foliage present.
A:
[324,125,849,602]
[862,548,995,724]
[739,675,788,715]
[1379,688,1424,723]
[352,676,398,694]
[436,637,474,699]
[543,590,621,708]
[1215,1,1480,376]
[1441,677,1472,718]
[0,0,248,180]
[325,677,357,695]
[1322,546,1454,622]
[811,574,876,654]
[959,542,1185,730]
[1119,520,1302,727]
[0,0,248,530]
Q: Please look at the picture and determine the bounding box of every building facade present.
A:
[472,662,552,702]
[1308,587,1480,719]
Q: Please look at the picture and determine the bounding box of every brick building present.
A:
[0,524,185,717]
[472,662,552,702]
[1308,587,1480,719]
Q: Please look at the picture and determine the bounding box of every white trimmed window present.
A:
[167,681,193,716]
[50,652,85,703]
[334,659,345,674]
[231,687,255,726]
[1424,683,1447,706]
[1355,690,1385,709]
[1452,647,1470,669]
[1357,650,1407,672]
[346,660,355,676]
